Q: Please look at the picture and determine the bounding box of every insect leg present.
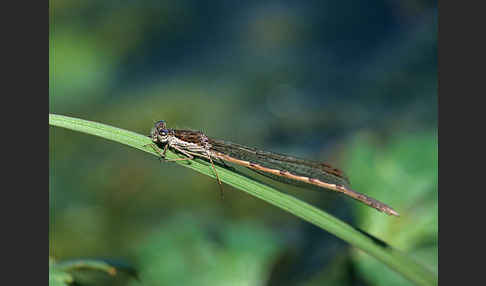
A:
[144,143,166,163]
[207,152,224,199]
[165,145,195,162]
[178,150,225,199]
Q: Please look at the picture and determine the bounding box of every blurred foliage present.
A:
[344,132,438,285]
[131,215,283,286]
[50,0,437,285]
[49,257,137,286]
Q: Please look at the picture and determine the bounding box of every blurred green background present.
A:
[49,1,437,285]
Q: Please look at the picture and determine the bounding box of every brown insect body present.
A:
[149,121,399,216]
[208,138,351,187]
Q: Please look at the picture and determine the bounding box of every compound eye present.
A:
[159,129,168,136]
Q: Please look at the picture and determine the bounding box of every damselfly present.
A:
[147,120,399,216]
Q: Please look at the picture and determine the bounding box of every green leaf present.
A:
[50,258,74,286]
[49,269,73,286]
[49,113,437,286]
[54,258,138,279]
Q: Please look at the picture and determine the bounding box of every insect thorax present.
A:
[168,135,210,153]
